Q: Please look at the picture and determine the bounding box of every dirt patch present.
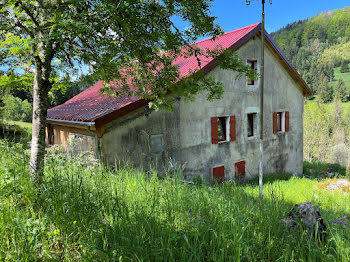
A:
[318,179,350,193]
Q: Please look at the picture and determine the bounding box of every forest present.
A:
[271,6,350,102]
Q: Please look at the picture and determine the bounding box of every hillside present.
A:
[271,7,350,102]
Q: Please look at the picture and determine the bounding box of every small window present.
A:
[277,112,284,132]
[150,134,164,153]
[218,117,229,142]
[211,116,236,144]
[213,165,225,183]
[247,113,256,137]
[273,111,289,134]
[235,161,246,178]
[247,60,257,85]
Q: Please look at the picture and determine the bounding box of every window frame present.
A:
[217,116,230,143]
[211,116,236,144]
[273,111,289,134]
[276,112,285,133]
[247,59,257,86]
[247,113,257,138]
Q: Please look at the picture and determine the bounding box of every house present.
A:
[46,23,312,181]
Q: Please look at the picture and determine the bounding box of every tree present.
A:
[0,0,254,185]
[2,94,22,121]
[317,74,333,103]
[340,60,350,73]
[334,78,348,102]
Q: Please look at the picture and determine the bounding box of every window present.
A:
[211,116,236,144]
[247,60,257,85]
[235,161,246,178]
[247,113,256,137]
[273,111,289,134]
[218,117,228,142]
[277,112,283,132]
[150,134,164,153]
[213,165,225,183]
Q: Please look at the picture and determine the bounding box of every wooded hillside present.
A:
[271,7,350,102]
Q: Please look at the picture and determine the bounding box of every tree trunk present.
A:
[29,69,50,185]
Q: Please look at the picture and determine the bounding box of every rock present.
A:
[282,202,327,241]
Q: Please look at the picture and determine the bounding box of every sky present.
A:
[206,0,350,33]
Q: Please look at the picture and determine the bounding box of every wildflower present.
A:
[191,219,195,222]
[73,220,77,225]
[198,217,202,220]
[53,229,60,235]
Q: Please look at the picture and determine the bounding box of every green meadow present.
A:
[0,140,349,261]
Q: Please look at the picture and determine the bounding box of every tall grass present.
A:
[0,141,349,261]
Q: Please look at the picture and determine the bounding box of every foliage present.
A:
[304,100,350,169]
[0,0,254,111]
[0,122,31,143]
[1,94,32,122]
[0,72,33,101]
[317,75,333,103]
[334,78,348,102]
[0,141,349,261]
[340,60,350,73]
[271,7,350,98]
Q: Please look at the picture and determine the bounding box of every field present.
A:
[3,120,32,130]
[330,66,350,91]
[0,141,350,261]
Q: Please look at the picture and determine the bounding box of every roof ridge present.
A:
[190,22,261,46]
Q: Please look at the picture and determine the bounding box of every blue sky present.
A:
[209,0,350,33]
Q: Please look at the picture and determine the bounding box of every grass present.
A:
[0,141,350,261]
[3,120,32,130]
[330,66,350,91]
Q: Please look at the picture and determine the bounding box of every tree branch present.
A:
[15,1,40,28]
[13,16,34,38]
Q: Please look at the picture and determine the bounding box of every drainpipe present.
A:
[85,126,100,161]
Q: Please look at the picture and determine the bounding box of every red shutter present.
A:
[211,117,218,144]
[235,161,246,178]
[213,166,225,183]
[285,111,290,132]
[230,116,236,141]
[273,112,278,134]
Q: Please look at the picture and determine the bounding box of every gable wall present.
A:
[177,36,304,180]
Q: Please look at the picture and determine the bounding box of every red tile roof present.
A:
[47,23,310,125]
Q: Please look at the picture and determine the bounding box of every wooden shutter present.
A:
[235,161,246,178]
[285,111,290,132]
[230,116,236,141]
[211,117,218,144]
[273,112,278,134]
[213,166,225,183]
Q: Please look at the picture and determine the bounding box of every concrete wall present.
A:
[99,36,304,181]
[100,105,181,172]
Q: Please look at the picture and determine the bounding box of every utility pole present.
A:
[246,0,272,197]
